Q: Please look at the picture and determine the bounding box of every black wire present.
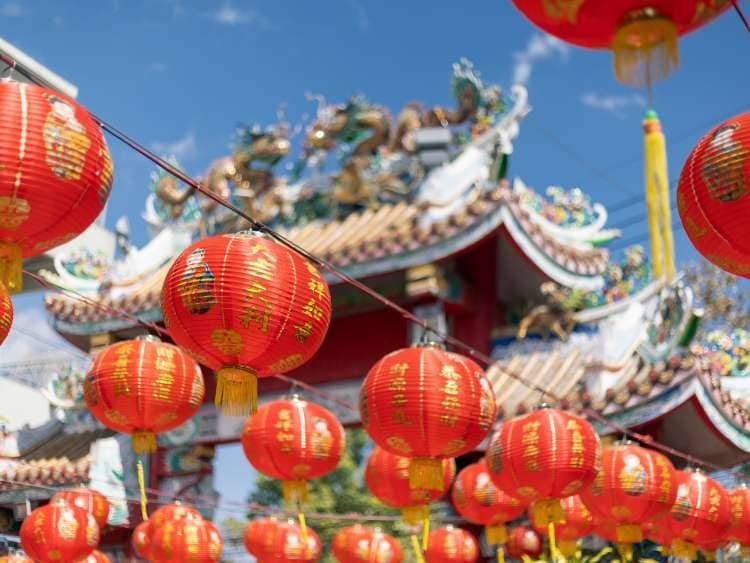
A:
[732,0,750,33]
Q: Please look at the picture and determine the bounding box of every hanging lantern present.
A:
[132,520,153,561]
[244,517,279,557]
[241,396,345,505]
[52,487,111,529]
[332,525,403,563]
[676,111,750,278]
[728,486,750,551]
[253,519,321,563]
[369,529,403,563]
[147,502,202,540]
[486,405,600,529]
[580,442,677,545]
[0,81,114,292]
[531,495,593,558]
[80,550,110,563]
[360,342,496,489]
[509,1,730,87]
[161,232,332,416]
[83,335,205,454]
[505,526,542,560]
[0,281,11,346]
[425,526,479,563]
[19,498,100,563]
[151,514,223,563]
[365,445,455,526]
[668,469,730,560]
[451,459,524,546]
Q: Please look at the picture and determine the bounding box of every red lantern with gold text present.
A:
[531,495,593,558]
[83,336,205,454]
[244,517,279,557]
[677,111,750,278]
[132,520,152,561]
[161,233,332,416]
[253,519,321,562]
[0,81,113,292]
[147,502,202,541]
[332,525,403,563]
[510,1,730,87]
[486,406,600,530]
[365,445,455,526]
[360,342,495,489]
[668,470,730,560]
[52,487,110,529]
[0,281,11,346]
[80,550,110,563]
[151,514,223,563]
[505,526,542,560]
[580,442,677,546]
[728,485,750,551]
[241,396,344,505]
[20,498,99,563]
[425,526,479,563]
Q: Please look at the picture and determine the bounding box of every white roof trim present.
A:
[0,36,78,98]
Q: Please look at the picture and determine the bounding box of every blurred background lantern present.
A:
[131,520,152,561]
[161,232,332,415]
[504,526,542,560]
[531,495,593,558]
[332,525,402,563]
[150,514,223,563]
[425,526,479,563]
[728,485,750,553]
[244,517,279,558]
[147,502,202,542]
[80,550,110,563]
[252,519,321,563]
[52,487,110,530]
[0,281,11,346]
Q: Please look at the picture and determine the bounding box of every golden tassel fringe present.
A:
[703,549,717,562]
[485,524,507,545]
[0,242,22,293]
[282,480,309,506]
[531,498,565,528]
[547,521,558,562]
[410,534,425,563]
[612,16,678,88]
[421,507,430,552]
[559,540,577,558]
[136,459,149,521]
[408,458,444,490]
[615,523,642,544]
[297,509,308,545]
[401,505,426,526]
[672,539,697,561]
[215,367,258,416]
[617,543,633,562]
[496,545,505,563]
[132,431,157,455]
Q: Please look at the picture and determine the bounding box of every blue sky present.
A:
[1,0,748,542]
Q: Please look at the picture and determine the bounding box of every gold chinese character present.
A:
[293,321,314,343]
[391,410,411,425]
[301,299,324,320]
[441,396,460,410]
[239,298,271,332]
[440,365,461,381]
[439,413,458,428]
[387,377,406,391]
[247,257,275,281]
[307,278,326,300]
[391,393,407,407]
[389,363,409,376]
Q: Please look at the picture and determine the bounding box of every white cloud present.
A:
[581,92,646,118]
[347,0,369,31]
[211,3,275,29]
[151,132,197,160]
[0,2,25,17]
[512,33,569,85]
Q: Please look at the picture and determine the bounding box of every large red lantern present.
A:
[244,517,279,557]
[365,445,455,525]
[241,396,345,504]
[580,442,677,544]
[677,111,750,278]
[253,519,321,562]
[505,526,542,560]
[668,470,730,560]
[451,459,524,545]
[510,1,730,87]
[83,336,205,453]
[531,495,593,557]
[161,233,332,415]
[425,526,479,563]
[486,406,600,528]
[332,525,403,563]
[52,487,110,529]
[132,520,152,561]
[360,343,496,489]
[20,498,99,563]
[151,514,223,562]
[0,281,11,346]
[0,81,113,292]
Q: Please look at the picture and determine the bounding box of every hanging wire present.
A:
[732,0,750,33]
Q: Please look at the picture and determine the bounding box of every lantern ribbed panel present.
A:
[131,520,152,560]
[531,495,593,546]
[151,516,223,562]
[505,526,542,559]
[81,550,110,563]
[20,499,99,563]
[728,487,750,545]
[253,520,321,562]
[52,487,111,529]
[677,112,750,278]
[580,444,677,542]
[0,282,11,344]
[451,460,524,526]
[84,338,205,453]
[425,527,479,563]
[332,525,403,563]
[244,517,279,556]
[161,233,332,415]
[668,471,730,550]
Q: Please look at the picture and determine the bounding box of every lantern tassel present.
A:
[672,539,697,561]
[401,505,424,526]
[496,546,505,563]
[410,534,425,563]
[136,458,149,521]
[282,480,309,506]
[615,523,642,544]
[559,540,577,558]
[617,543,633,562]
[704,549,717,562]
[408,458,444,490]
[612,14,679,88]
[485,524,507,545]
[297,507,308,545]
[0,241,22,293]
[548,521,558,562]
[421,505,430,552]
[531,498,565,528]
[215,366,258,416]
[132,431,157,455]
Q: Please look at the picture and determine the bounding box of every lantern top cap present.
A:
[615,438,636,446]
[415,340,446,351]
[533,402,555,411]
[135,334,161,343]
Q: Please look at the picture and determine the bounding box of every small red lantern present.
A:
[360,343,496,489]
[365,445,455,525]
[451,459,524,545]
[52,487,110,529]
[425,526,479,563]
[668,470,730,560]
[132,520,152,560]
[486,406,600,528]
[0,281,12,345]
[241,396,345,504]
[0,81,114,292]
[253,519,321,562]
[677,111,750,278]
[244,517,279,557]
[332,525,403,563]
[80,550,110,562]
[161,233,332,415]
[151,514,223,562]
[20,498,99,563]
[728,486,750,548]
[84,336,205,453]
[505,526,542,560]
[531,495,593,557]
[580,442,677,544]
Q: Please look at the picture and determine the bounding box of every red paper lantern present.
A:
[253,519,321,562]
[332,525,403,563]
[580,442,677,544]
[80,550,110,562]
[505,526,542,559]
[20,498,99,563]
[147,503,202,540]
[728,486,750,547]
[451,459,524,545]
[677,111,750,278]
[151,514,223,563]
[161,232,332,415]
[132,520,152,560]
[360,343,496,489]
[365,445,455,525]
[241,396,345,504]
[0,81,113,291]
[52,487,110,529]
[486,406,600,528]
[244,517,279,556]
[83,336,205,453]
[510,1,730,87]
[425,526,479,563]
[668,470,730,560]
[531,495,593,557]
[0,281,12,345]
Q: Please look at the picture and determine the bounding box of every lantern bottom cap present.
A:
[132,430,157,454]
[531,498,565,528]
[401,505,428,526]
[485,524,507,545]
[215,366,258,416]
[0,241,22,293]
[282,479,309,506]
[615,523,642,544]
[558,540,577,557]
[408,457,444,490]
